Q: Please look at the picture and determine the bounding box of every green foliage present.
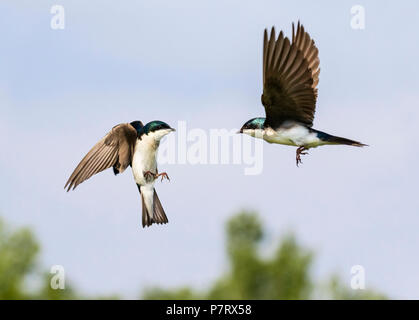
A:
[0,218,81,299]
[0,219,39,299]
[0,213,386,300]
[142,211,386,300]
[321,275,387,300]
[0,218,122,300]
[266,234,313,299]
[227,211,263,250]
[32,273,79,300]
[211,213,313,299]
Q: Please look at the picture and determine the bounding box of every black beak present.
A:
[237,128,243,134]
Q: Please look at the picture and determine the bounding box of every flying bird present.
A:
[65,120,175,227]
[238,22,366,166]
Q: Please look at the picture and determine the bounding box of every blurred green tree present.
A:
[143,211,386,300]
[0,213,386,300]
[321,274,387,300]
[32,272,79,300]
[0,218,84,299]
[0,219,39,299]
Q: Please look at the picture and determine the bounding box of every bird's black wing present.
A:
[262,22,320,128]
[64,122,140,191]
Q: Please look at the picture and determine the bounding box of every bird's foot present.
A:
[296,146,309,167]
[156,172,170,182]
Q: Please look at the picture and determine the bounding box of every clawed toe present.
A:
[157,172,170,182]
[296,156,303,166]
[296,147,309,167]
[143,171,170,182]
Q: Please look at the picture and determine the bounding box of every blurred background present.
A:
[1,0,418,299]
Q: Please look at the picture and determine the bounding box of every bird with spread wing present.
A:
[65,120,175,227]
[238,22,366,166]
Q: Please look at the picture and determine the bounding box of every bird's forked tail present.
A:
[138,185,168,228]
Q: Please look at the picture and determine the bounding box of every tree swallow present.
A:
[239,22,367,166]
[65,120,175,227]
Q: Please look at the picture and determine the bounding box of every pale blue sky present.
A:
[1,0,419,298]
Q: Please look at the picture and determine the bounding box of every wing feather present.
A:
[64,123,139,191]
[65,144,105,186]
[272,31,284,71]
[262,22,320,128]
[80,147,116,187]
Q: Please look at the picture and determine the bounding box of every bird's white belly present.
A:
[132,137,158,186]
[263,125,322,148]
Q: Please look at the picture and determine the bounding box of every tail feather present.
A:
[153,190,168,225]
[141,191,150,227]
[138,185,168,228]
[313,129,367,147]
[327,135,367,147]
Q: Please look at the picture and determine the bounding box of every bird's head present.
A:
[141,120,175,141]
[238,117,265,137]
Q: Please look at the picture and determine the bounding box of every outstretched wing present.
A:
[262,22,320,128]
[64,123,139,191]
